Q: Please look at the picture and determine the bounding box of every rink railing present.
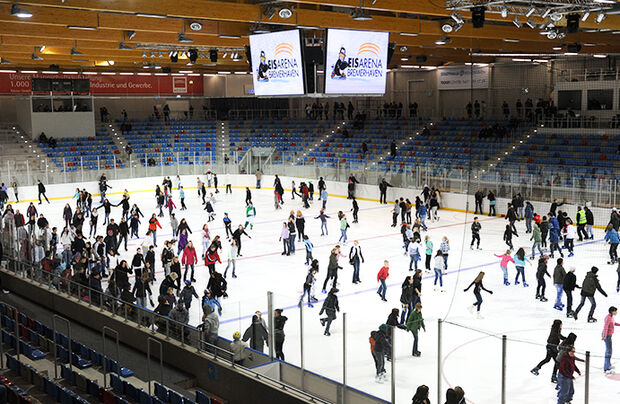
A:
[1,150,618,210]
[0,248,389,404]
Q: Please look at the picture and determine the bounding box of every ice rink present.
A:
[12,176,620,404]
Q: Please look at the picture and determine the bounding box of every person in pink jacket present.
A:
[603,306,620,374]
[494,249,515,286]
[377,260,390,302]
[182,241,198,283]
[166,196,176,216]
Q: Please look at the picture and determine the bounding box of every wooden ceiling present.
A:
[0,0,618,73]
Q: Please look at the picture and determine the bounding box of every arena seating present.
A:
[38,130,122,172]
[228,118,334,164]
[304,117,409,169]
[122,120,217,167]
[0,302,222,404]
[500,130,620,182]
[378,118,531,173]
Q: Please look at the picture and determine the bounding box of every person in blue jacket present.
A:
[604,223,619,264]
[513,248,531,287]
[418,204,428,231]
[549,226,564,259]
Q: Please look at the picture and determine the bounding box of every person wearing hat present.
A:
[242,314,269,352]
[230,331,249,365]
[274,309,288,360]
[257,50,269,81]
[573,266,608,322]
[159,271,179,297]
[179,280,199,309]
[331,46,349,79]
[370,324,391,383]
[319,288,340,336]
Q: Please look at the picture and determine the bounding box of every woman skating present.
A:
[181,240,197,282]
[400,276,414,324]
[514,247,531,287]
[440,236,450,270]
[494,249,514,285]
[604,223,619,264]
[349,240,364,284]
[295,211,305,240]
[530,320,566,382]
[424,235,433,273]
[287,217,297,254]
[279,222,289,255]
[338,212,349,244]
[224,239,237,278]
[376,260,389,301]
[464,271,493,319]
[322,246,343,292]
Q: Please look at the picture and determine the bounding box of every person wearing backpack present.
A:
[573,266,608,322]
[370,324,391,383]
[406,303,425,357]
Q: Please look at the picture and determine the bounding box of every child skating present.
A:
[494,249,515,285]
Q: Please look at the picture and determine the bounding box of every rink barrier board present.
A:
[3,173,612,230]
[0,267,389,404]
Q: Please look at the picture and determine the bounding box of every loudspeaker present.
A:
[170,54,178,63]
[244,45,252,70]
[416,55,428,63]
[567,43,582,53]
[567,14,579,33]
[387,42,396,64]
[472,6,485,28]
[209,49,218,63]
[48,64,60,71]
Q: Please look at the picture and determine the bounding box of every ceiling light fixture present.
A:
[503,38,520,43]
[546,31,557,39]
[135,13,167,18]
[451,12,464,24]
[189,21,203,31]
[70,47,83,56]
[222,51,228,58]
[178,33,193,43]
[218,34,241,39]
[593,54,607,58]
[525,19,536,29]
[67,25,97,30]
[351,7,372,21]
[557,31,566,39]
[541,9,551,19]
[118,42,132,50]
[10,4,32,18]
[453,22,463,32]
[525,7,536,18]
[435,36,451,45]
[279,7,293,19]
[500,7,508,18]
[126,30,136,40]
[31,53,42,61]
[513,17,522,28]
[582,12,590,22]
[441,23,453,33]
[108,60,115,65]
[595,13,606,23]
[550,12,563,22]
[264,6,276,20]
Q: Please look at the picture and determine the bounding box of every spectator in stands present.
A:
[125,143,132,156]
[200,304,219,350]
[466,102,473,118]
[410,101,418,118]
[474,100,480,118]
[502,101,509,118]
[169,301,190,338]
[163,104,170,121]
[347,101,354,120]
[390,140,396,157]
[230,331,250,364]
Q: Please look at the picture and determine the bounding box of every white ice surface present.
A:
[15,181,620,404]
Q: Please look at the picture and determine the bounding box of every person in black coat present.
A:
[159,272,179,296]
[274,309,288,360]
[111,260,131,292]
[400,276,414,324]
[242,314,269,352]
[118,217,129,251]
[563,267,580,317]
[530,319,566,382]
[319,288,339,336]
[37,180,49,204]
[379,178,393,204]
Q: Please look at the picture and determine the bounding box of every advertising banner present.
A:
[324,28,389,95]
[0,72,204,95]
[249,29,305,96]
[437,65,489,90]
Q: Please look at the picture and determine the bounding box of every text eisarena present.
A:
[267,58,300,78]
[345,57,383,78]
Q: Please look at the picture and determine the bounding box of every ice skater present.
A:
[315,210,329,236]
[433,250,445,292]
[573,266,607,322]
[464,271,493,319]
[470,216,481,250]
[299,264,318,307]
[503,224,517,250]
[514,248,530,287]
[406,302,425,357]
[530,320,566,382]
[535,255,550,302]
[245,202,256,229]
[322,246,343,292]
[494,249,514,285]
[319,288,339,336]
[376,260,389,301]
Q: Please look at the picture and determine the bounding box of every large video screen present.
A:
[249,29,305,96]
[324,28,389,95]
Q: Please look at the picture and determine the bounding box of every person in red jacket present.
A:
[166,196,176,216]
[148,214,162,247]
[377,260,390,302]
[182,241,198,283]
[557,347,581,404]
[14,210,24,228]
[205,244,221,275]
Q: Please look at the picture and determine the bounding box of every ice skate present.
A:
[476,312,484,319]
[523,282,529,287]
[530,367,540,376]
[604,369,615,375]
[588,317,597,323]
[467,305,474,314]
[540,297,548,302]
